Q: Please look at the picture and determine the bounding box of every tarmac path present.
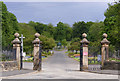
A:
[1,50,119,79]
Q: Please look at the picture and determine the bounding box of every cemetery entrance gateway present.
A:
[11,32,110,71]
[80,33,110,71]
[32,33,42,71]
[12,33,42,71]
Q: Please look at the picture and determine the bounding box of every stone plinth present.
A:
[101,33,110,68]
[80,33,89,70]
[103,61,120,70]
[12,33,21,70]
[1,61,18,71]
[32,33,42,70]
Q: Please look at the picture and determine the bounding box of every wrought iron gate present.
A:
[2,46,16,61]
[88,46,101,71]
[20,45,23,69]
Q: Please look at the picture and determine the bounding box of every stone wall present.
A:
[103,61,120,70]
[0,61,18,71]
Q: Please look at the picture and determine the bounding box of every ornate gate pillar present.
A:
[12,33,21,70]
[32,33,42,70]
[80,33,89,70]
[101,33,110,68]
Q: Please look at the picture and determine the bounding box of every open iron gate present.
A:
[88,46,102,71]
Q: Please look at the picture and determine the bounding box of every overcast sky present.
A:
[2,0,117,2]
[5,2,109,26]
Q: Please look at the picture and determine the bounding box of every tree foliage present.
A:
[2,2,19,49]
[61,39,67,47]
[40,35,56,51]
[2,1,120,53]
[18,23,36,52]
[104,2,120,49]
[54,22,72,41]
[72,21,93,39]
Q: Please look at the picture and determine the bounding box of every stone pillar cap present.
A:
[101,33,110,45]
[12,33,21,44]
[80,33,89,44]
[80,38,90,44]
[35,33,40,38]
[32,33,42,44]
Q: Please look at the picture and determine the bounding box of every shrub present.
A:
[68,52,74,57]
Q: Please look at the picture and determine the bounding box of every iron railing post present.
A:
[80,45,83,71]
[38,41,42,71]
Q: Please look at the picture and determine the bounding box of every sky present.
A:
[2,0,118,2]
[4,2,110,26]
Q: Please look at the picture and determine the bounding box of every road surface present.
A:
[1,50,119,79]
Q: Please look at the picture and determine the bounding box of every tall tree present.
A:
[18,23,36,52]
[104,2,120,49]
[54,22,66,41]
[2,2,19,49]
[64,24,72,41]
[72,21,90,39]
[88,22,104,42]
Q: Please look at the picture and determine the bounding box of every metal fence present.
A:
[1,46,16,61]
[109,49,120,62]
[88,46,101,70]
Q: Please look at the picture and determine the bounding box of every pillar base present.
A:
[83,66,88,70]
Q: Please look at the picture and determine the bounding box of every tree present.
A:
[2,2,19,49]
[53,22,72,41]
[104,2,120,49]
[40,35,56,52]
[69,42,80,54]
[18,23,36,53]
[88,22,104,42]
[46,23,54,37]
[34,22,47,34]
[55,22,66,41]
[72,21,90,39]
[28,21,37,27]
[61,39,67,47]
[68,37,81,53]
[71,37,81,43]
[64,24,72,41]
[41,31,51,38]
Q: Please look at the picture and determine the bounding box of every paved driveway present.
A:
[2,50,119,79]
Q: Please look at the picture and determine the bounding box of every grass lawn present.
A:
[109,58,120,62]
[23,57,47,62]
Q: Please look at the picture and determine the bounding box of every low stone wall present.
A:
[103,61,120,70]
[0,61,18,71]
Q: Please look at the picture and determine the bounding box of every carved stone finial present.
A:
[101,33,110,45]
[12,33,21,44]
[32,33,42,44]
[80,33,89,45]
[103,33,107,38]
[35,33,40,38]
[82,33,87,38]
[14,33,19,38]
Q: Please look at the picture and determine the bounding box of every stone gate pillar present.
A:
[12,33,21,70]
[32,33,42,70]
[80,33,89,70]
[101,33,110,67]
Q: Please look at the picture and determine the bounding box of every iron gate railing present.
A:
[88,46,101,70]
[2,48,16,61]
[109,48,120,62]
